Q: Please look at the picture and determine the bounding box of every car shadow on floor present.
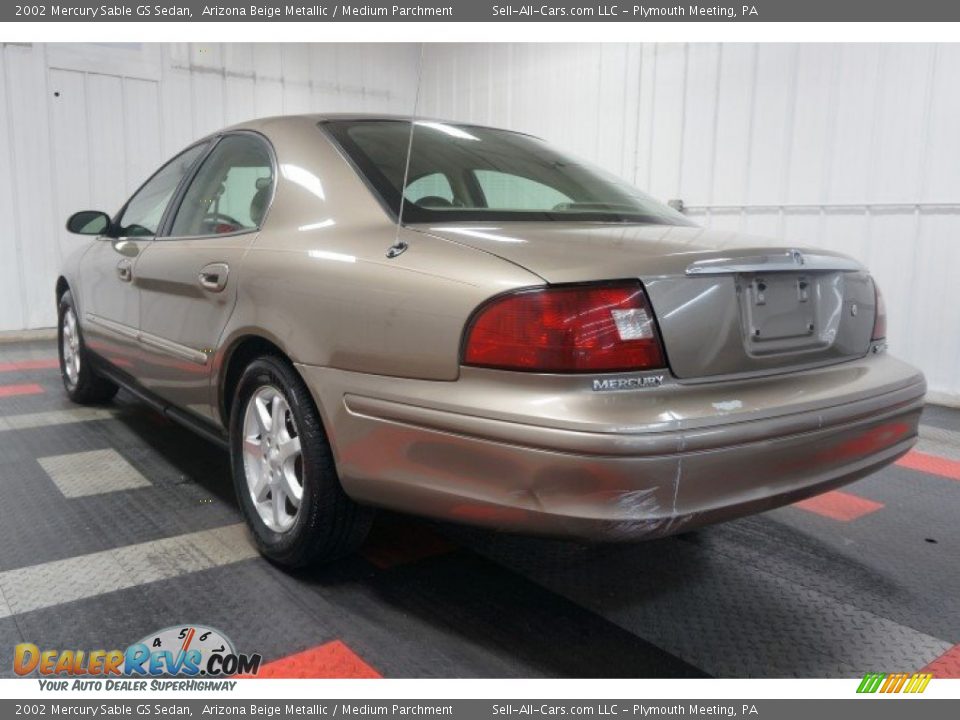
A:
[109,390,236,505]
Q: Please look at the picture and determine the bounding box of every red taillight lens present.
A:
[872,280,887,341]
[463,282,666,373]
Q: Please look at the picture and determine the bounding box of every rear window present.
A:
[403,171,455,206]
[323,119,693,226]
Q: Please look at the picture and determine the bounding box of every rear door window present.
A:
[168,134,274,237]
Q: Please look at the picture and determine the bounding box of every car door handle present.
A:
[198,263,229,292]
[116,259,133,282]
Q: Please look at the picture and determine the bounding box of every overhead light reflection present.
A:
[298,219,336,232]
[434,227,525,244]
[662,285,720,319]
[415,121,480,141]
[308,249,356,263]
[281,164,325,200]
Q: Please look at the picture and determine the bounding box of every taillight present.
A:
[463,281,666,373]
[872,280,887,341]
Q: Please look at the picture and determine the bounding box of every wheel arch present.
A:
[55,276,70,301]
[218,333,288,428]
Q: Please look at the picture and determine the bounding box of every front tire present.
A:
[229,355,373,567]
[58,290,119,404]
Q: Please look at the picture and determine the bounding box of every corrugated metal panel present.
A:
[3,42,957,403]
[0,42,420,335]
[6,44,60,330]
[419,43,960,403]
[0,46,25,331]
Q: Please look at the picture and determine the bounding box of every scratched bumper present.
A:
[297,353,925,540]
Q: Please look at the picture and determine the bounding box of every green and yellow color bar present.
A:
[857,672,933,694]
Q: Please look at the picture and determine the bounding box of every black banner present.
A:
[1,700,959,720]
[5,0,960,23]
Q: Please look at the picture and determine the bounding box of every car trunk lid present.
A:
[412,222,877,379]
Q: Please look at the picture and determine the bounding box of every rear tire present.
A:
[229,355,373,567]
[58,290,119,405]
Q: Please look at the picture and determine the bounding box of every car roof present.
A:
[217,113,540,140]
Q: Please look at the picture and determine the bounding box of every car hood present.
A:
[410,221,855,284]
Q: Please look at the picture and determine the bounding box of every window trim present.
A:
[318,121,400,224]
[156,129,279,242]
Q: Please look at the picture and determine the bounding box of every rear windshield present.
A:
[323,119,693,226]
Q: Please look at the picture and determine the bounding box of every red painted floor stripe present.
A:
[0,358,59,372]
[897,450,960,482]
[793,490,884,521]
[921,644,960,679]
[0,383,44,398]
[241,640,381,679]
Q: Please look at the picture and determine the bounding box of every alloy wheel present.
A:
[241,385,304,533]
[61,307,81,387]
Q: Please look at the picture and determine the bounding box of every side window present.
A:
[473,169,572,211]
[404,172,455,207]
[169,135,274,237]
[117,143,207,237]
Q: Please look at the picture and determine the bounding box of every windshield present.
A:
[323,119,693,226]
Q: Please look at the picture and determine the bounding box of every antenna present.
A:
[387,42,425,259]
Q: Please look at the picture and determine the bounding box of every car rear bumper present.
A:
[297,352,925,540]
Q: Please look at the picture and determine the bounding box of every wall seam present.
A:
[42,44,65,276]
[675,43,690,198]
[645,44,658,190]
[909,44,941,378]
[706,42,723,214]
[817,45,843,245]
[778,43,801,239]
[3,46,30,330]
[740,43,759,233]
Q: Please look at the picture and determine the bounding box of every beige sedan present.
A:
[57,115,925,566]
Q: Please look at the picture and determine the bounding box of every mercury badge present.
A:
[790,249,805,266]
[592,374,665,392]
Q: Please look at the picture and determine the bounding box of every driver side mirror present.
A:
[66,210,111,236]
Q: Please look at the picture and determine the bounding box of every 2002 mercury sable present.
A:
[57,115,926,566]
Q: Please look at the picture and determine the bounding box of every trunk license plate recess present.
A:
[738,272,828,356]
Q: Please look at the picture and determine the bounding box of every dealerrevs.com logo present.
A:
[14,625,262,688]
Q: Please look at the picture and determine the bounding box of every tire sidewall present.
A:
[229,357,322,561]
[57,291,81,394]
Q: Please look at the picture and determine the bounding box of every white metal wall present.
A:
[0,42,420,334]
[2,42,957,404]
[420,43,960,405]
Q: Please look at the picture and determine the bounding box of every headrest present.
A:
[250,182,272,227]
